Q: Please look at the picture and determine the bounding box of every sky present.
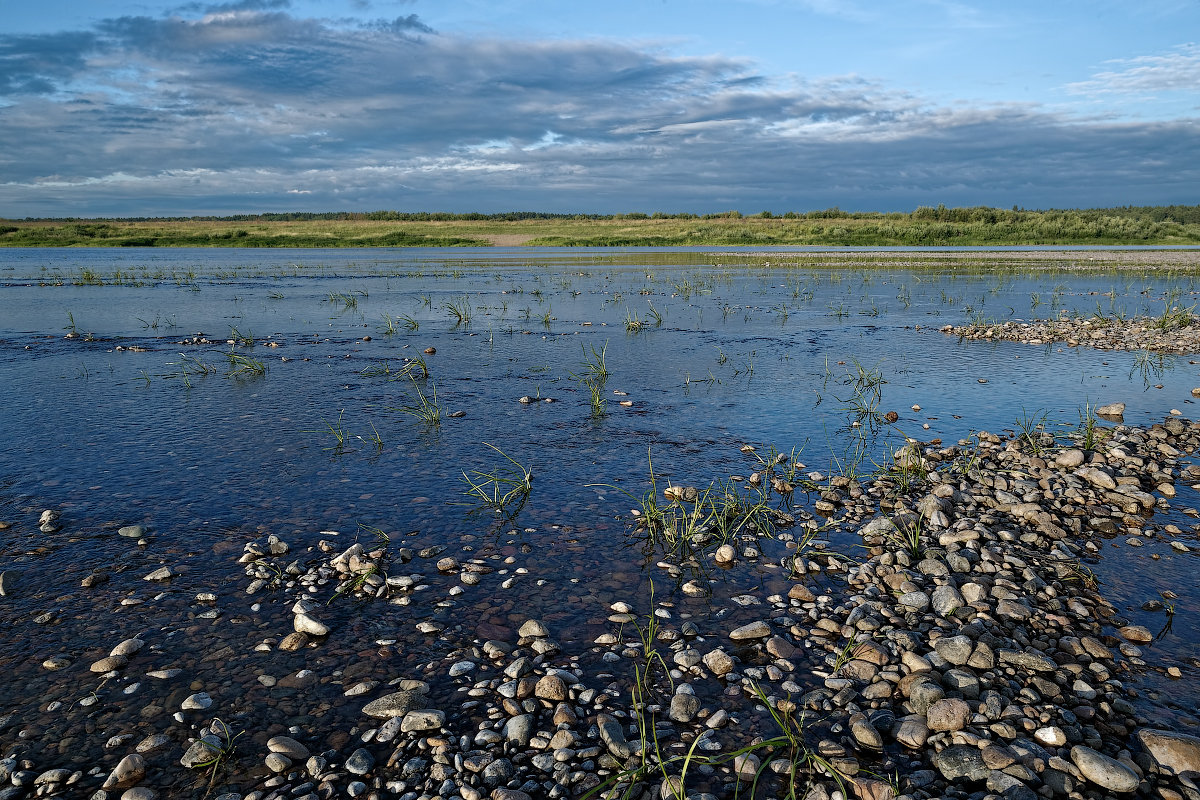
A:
[0,0,1198,217]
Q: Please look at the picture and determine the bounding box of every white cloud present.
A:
[1067,43,1200,95]
[0,9,1196,215]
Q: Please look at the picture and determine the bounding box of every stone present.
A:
[1056,449,1085,468]
[729,620,770,639]
[90,654,128,673]
[1070,745,1139,793]
[362,689,428,718]
[180,735,223,768]
[703,648,735,675]
[102,754,146,790]
[894,715,930,749]
[267,735,310,760]
[734,752,761,780]
[0,571,17,596]
[264,753,292,773]
[597,713,632,758]
[1118,625,1153,643]
[504,714,534,746]
[1096,402,1125,417]
[181,692,212,710]
[1034,726,1066,747]
[121,788,158,800]
[931,585,965,617]
[997,649,1056,672]
[669,693,700,723]
[1135,728,1200,775]
[293,613,330,636]
[898,591,930,611]
[142,566,175,581]
[110,638,144,657]
[933,635,974,666]
[518,619,548,638]
[345,747,375,775]
[850,717,883,751]
[401,709,445,733]
[926,698,971,732]
[715,544,736,564]
[932,745,989,781]
[534,675,568,701]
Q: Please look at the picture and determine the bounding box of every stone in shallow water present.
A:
[267,735,309,760]
[401,709,445,733]
[729,620,770,640]
[361,689,428,719]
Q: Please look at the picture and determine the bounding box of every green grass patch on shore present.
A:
[3,204,1200,247]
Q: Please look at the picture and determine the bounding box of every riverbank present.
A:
[2,411,1199,800]
[3,211,1200,248]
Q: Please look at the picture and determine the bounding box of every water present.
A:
[2,247,1200,789]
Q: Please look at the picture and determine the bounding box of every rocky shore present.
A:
[3,415,1200,800]
[942,314,1200,353]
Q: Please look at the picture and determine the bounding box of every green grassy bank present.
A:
[3,205,1199,247]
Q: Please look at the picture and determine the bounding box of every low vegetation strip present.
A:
[2,205,1200,247]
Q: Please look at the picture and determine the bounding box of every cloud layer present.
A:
[1,8,1196,215]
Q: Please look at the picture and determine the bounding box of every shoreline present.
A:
[3,412,1200,799]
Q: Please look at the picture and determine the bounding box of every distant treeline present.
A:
[7,204,1200,224]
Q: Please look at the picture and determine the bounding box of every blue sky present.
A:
[1,0,1197,216]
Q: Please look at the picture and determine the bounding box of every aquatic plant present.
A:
[444,295,472,327]
[224,352,267,378]
[459,443,532,518]
[395,377,443,425]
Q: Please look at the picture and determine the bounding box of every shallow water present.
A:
[2,247,1200,790]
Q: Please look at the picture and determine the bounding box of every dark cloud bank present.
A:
[0,7,1196,215]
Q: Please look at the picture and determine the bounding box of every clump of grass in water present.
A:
[307,410,350,453]
[164,354,218,388]
[571,341,610,418]
[1013,408,1054,454]
[192,718,243,799]
[458,443,533,518]
[394,378,443,426]
[444,295,472,328]
[380,312,419,334]
[225,351,267,378]
[324,290,363,311]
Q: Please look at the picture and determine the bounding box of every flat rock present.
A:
[729,620,770,640]
[401,709,445,733]
[362,689,428,719]
[1070,745,1139,793]
[142,566,175,581]
[90,654,128,673]
[266,735,310,760]
[1136,728,1200,775]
